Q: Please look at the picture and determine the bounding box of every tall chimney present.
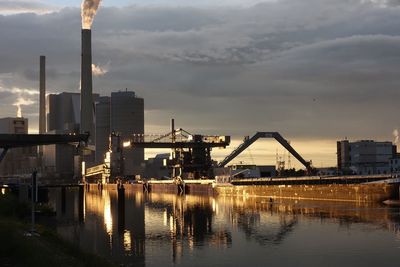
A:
[81,29,94,141]
[39,55,46,134]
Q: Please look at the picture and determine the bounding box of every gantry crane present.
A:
[217,132,313,174]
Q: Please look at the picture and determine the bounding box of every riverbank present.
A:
[0,192,115,267]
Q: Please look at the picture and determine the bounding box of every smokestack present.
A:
[81,29,94,140]
[39,55,46,134]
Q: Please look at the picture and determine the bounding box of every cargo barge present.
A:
[140,175,400,203]
[214,175,400,203]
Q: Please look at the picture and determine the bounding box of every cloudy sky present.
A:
[1,0,400,167]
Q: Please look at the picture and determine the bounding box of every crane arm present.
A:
[217,132,311,171]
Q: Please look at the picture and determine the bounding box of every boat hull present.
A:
[214,183,399,203]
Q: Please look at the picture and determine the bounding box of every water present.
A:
[47,187,400,267]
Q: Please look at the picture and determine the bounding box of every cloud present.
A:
[0,86,39,95]
[0,0,57,15]
[1,0,400,145]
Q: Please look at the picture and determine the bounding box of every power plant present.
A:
[0,0,399,202]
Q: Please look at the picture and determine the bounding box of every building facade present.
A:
[44,92,98,179]
[337,140,396,175]
[95,91,145,177]
[47,92,81,133]
[111,91,144,176]
[0,117,36,175]
[95,96,111,164]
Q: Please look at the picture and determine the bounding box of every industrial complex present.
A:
[1,14,400,183]
[0,1,399,204]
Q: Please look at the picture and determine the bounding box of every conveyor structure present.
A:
[119,127,230,179]
[0,133,89,163]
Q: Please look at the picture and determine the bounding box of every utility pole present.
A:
[31,170,37,235]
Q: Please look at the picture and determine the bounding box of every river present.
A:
[46,186,400,267]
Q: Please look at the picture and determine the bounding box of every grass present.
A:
[0,192,115,267]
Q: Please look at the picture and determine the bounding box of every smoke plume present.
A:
[92,63,109,76]
[393,129,399,144]
[81,0,102,29]
[13,97,35,118]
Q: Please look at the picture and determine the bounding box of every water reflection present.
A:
[49,187,400,267]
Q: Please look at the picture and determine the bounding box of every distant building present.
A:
[0,117,28,134]
[111,91,144,176]
[47,92,81,132]
[337,140,396,175]
[42,129,77,178]
[95,91,144,177]
[389,154,400,175]
[228,164,276,178]
[0,117,36,175]
[95,96,111,164]
[143,153,170,179]
[44,92,99,179]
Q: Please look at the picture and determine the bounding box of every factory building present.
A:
[143,153,170,179]
[95,90,144,177]
[44,92,99,179]
[111,91,144,176]
[0,117,37,175]
[337,140,396,175]
[0,117,28,134]
[47,92,81,133]
[95,96,111,164]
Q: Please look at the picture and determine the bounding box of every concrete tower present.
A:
[39,55,46,134]
[81,29,94,143]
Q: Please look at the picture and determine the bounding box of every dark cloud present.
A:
[0,1,56,14]
[0,0,400,142]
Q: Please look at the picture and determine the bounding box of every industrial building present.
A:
[42,90,144,179]
[95,90,144,177]
[0,117,37,175]
[95,96,111,164]
[228,164,276,178]
[389,154,400,175]
[143,153,170,179]
[337,140,396,175]
[47,92,81,133]
[44,92,99,179]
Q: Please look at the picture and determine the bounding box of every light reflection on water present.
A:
[50,187,400,267]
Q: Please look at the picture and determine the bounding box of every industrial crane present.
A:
[217,132,314,174]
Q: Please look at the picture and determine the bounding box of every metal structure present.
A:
[217,132,313,173]
[0,133,89,163]
[122,125,230,179]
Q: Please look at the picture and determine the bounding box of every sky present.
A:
[1,0,400,167]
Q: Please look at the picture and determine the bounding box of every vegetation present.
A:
[0,191,114,267]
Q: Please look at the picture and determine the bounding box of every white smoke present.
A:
[13,97,35,118]
[81,0,102,29]
[393,129,399,144]
[92,63,109,76]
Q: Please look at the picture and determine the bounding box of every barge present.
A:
[140,175,400,203]
[214,175,400,203]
